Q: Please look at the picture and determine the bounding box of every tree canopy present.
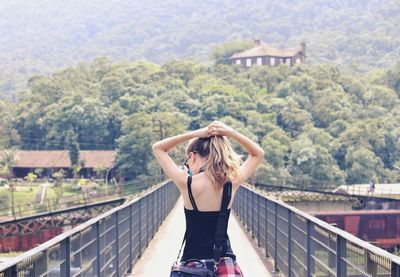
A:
[1,58,400,189]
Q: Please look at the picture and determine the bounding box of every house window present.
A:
[236,59,241,65]
[296,58,301,64]
[270,57,275,66]
[246,58,252,67]
[285,58,291,65]
[256,57,262,65]
[280,58,284,64]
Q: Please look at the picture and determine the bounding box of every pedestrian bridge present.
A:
[1,181,400,277]
[129,198,271,276]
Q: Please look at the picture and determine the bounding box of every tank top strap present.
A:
[221,181,232,210]
[187,176,198,211]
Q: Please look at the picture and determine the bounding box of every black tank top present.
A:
[181,176,236,261]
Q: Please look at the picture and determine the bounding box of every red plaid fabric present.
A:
[183,257,244,277]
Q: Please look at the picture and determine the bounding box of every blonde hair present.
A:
[187,136,241,188]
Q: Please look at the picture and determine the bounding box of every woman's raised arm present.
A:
[152,127,208,188]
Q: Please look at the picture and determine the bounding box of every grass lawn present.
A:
[0,182,86,216]
[0,185,42,216]
[0,252,23,258]
[11,185,41,208]
[0,180,121,218]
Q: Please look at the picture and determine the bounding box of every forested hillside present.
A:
[1,0,400,96]
[1,59,400,188]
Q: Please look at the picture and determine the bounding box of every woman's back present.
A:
[182,172,236,211]
[181,177,234,261]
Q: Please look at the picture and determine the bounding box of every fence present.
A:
[0,181,179,277]
[233,185,400,277]
[0,181,149,220]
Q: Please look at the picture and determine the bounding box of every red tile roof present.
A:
[230,42,303,59]
[8,150,116,169]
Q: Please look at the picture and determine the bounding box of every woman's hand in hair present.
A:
[195,127,210,138]
[208,121,235,137]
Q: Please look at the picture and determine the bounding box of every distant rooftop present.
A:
[230,39,305,59]
[4,150,116,169]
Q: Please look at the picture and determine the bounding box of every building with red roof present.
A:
[230,40,306,68]
[1,150,116,178]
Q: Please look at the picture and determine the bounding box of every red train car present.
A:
[0,227,63,252]
[0,214,93,253]
[311,210,400,250]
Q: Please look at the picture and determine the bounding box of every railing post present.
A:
[273,202,279,273]
[336,236,346,277]
[265,198,269,258]
[164,185,167,215]
[152,191,155,234]
[4,265,17,277]
[168,183,171,212]
[391,262,400,277]
[146,195,149,247]
[365,250,377,275]
[96,222,101,277]
[257,194,260,246]
[150,193,153,238]
[158,188,161,228]
[60,237,70,277]
[152,192,155,237]
[115,211,120,277]
[35,250,48,276]
[138,198,142,257]
[245,189,248,229]
[248,189,251,230]
[251,191,254,237]
[161,185,164,220]
[328,233,336,269]
[306,220,312,277]
[128,204,133,273]
[243,189,247,227]
[241,188,244,221]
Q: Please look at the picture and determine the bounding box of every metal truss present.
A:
[0,198,124,238]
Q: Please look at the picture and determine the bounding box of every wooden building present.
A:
[230,40,306,68]
[5,150,117,179]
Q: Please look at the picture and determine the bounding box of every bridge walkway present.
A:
[129,197,273,276]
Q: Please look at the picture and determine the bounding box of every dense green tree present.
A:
[386,63,400,95]
[345,147,384,184]
[0,100,19,148]
[253,162,291,186]
[277,101,313,136]
[289,134,345,188]
[117,112,189,181]
[1,55,400,187]
[261,129,291,168]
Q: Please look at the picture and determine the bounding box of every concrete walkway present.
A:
[129,197,272,276]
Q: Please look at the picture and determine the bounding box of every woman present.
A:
[152,121,264,276]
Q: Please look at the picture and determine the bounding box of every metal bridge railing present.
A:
[0,181,179,277]
[233,185,400,277]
